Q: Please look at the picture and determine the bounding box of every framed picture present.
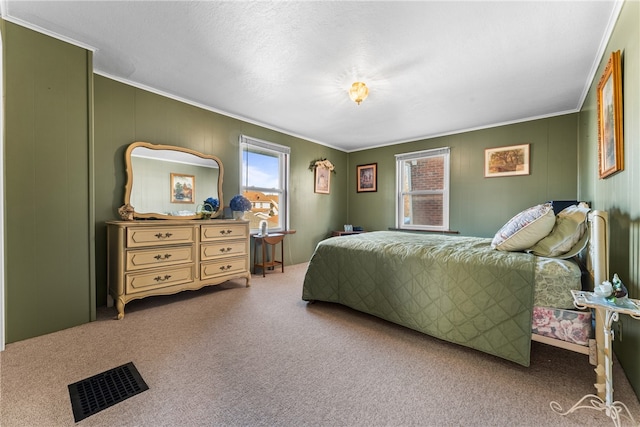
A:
[170,173,195,203]
[484,144,530,178]
[314,165,330,194]
[597,50,624,179]
[356,163,377,192]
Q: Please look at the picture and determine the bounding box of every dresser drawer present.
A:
[125,265,195,294]
[201,240,246,261]
[127,226,196,248]
[201,223,248,241]
[126,245,195,271]
[108,219,250,319]
[201,256,248,279]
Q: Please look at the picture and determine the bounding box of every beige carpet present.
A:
[1,262,639,426]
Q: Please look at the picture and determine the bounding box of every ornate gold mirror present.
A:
[121,142,224,220]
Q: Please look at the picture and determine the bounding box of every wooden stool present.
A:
[252,233,285,277]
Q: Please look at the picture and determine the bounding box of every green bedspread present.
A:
[302,231,537,366]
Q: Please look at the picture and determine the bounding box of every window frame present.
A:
[239,135,290,233]
[395,147,450,231]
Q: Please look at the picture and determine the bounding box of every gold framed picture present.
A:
[484,144,530,178]
[597,50,624,179]
[356,163,377,192]
[170,173,195,203]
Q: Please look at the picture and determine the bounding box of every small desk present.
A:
[252,233,285,277]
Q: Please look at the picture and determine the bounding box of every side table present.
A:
[252,233,285,277]
[331,230,366,237]
[550,290,640,426]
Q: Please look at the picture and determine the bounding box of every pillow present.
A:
[527,202,590,258]
[555,229,589,259]
[491,203,555,251]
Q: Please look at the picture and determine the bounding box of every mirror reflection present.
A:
[123,142,224,220]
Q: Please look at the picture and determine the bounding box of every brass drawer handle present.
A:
[219,265,233,271]
[153,274,172,282]
[219,229,233,235]
[154,254,172,261]
[154,232,173,239]
[219,247,233,253]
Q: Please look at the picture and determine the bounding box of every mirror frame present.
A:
[123,141,224,220]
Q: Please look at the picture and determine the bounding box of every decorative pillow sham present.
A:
[491,203,555,251]
[528,202,590,258]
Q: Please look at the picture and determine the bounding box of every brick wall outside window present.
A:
[408,157,444,226]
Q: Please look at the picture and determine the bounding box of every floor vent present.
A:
[68,361,148,422]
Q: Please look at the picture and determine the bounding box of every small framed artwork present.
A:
[484,144,530,178]
[597,50,624,179]
[314,165,331,194]
[356,163,377,192]
[170,173,195,203]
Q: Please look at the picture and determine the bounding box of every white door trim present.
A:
[0,26,6,350]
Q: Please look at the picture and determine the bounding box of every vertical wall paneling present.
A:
[93,76,348,306]
[578,0,640,398]
[4,22,92,342]
[347,115,579,237]
[630,221,640,302]
[0,22,5,349]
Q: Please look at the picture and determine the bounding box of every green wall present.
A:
[3,1,639,399]
[577,0,640,396]
[347,114,578,237]
[2,20,348,339]
[93,76,348,307]
[0,19,576,341]
[3,22,94,342]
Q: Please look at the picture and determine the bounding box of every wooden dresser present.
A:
[107,219,250,319]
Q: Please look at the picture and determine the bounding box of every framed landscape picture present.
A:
[170,173,195,203]
[484,144,530,178]
[356,163,377,192]
[597,50,624,179]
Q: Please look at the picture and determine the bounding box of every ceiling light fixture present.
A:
[349,82,369,105]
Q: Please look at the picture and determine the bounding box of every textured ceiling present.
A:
[2,1,622,152]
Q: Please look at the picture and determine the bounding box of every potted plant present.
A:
[229,194,252,220]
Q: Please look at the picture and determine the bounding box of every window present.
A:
[240,135,290,232]
[395,147,450,231]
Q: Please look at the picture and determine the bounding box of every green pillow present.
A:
[528,202,590,258]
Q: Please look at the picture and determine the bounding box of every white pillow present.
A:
[528,202,590,258]
[491,203,555,252]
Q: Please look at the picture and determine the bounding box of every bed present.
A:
[302,205,609,374]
